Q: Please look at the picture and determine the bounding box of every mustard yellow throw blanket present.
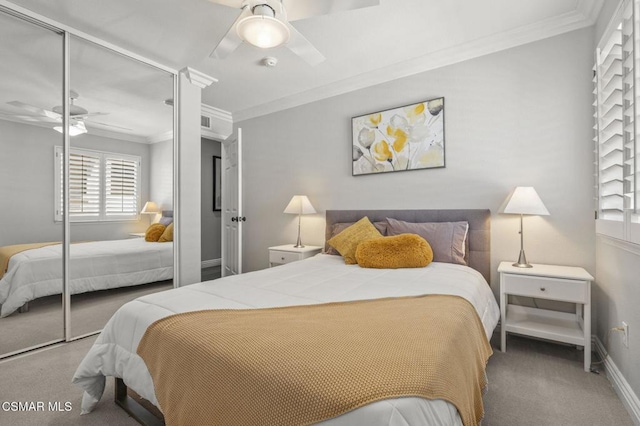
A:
[0,242,59,280]
[137,295,493,426]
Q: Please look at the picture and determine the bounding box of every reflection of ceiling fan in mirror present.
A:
[4,90,130,136]
[209,0,380,66]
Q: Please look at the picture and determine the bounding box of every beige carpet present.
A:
[0,281,174,357]
[0,331,633,426]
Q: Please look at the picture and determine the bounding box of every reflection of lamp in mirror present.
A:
[283,195,316,248]
[141,201,160,224]
[502,187,550,268]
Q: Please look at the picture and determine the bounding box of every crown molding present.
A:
[233,5,599,122]
[181,67,218,89]
[202,103,233,123]
[147,130,173,144]
[576,0,606,24]
[86,126,149,144]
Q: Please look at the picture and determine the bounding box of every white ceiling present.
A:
[3,0,603,127]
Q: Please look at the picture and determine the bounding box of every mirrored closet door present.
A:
[68,36,175,338]
[0,5,177,355]
[0,11,64,357]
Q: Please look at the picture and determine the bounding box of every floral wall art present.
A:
[352,97,445,176]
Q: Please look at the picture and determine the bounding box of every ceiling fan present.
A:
[209,0,380,66]
[3,91,129,135]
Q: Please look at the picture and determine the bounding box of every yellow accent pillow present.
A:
[327,217,382,264]
[158,222,174,242]
[145,223,166,242]
[355,234,433,269]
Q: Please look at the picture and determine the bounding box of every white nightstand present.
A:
[129,233,146,238]
[268,245,322,267]
[498,261,594,372]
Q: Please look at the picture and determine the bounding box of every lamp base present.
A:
[293,244,305,248]
[512,249,532,268]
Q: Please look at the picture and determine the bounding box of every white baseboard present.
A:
[593,336,640,425]
[201,258,221,269]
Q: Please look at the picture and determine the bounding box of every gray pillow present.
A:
[385,218,469,265]
[159,216,173,226]
[325,221,387,255]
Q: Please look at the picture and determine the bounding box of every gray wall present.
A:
[201,138,222,262]
[150,138,173,211]
[593,0,640,407]
[0,119,151,245]
[238,27,596,300]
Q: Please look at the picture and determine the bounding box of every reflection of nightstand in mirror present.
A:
[129,233,145,239]
[268,245,322,267]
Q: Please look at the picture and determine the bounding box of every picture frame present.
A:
[351,97,445,176]
[213,156,221,211]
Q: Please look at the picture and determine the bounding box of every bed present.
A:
[0,237,173,318]
[73,209,499,426]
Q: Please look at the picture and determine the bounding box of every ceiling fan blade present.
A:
[209,7,249,59]
[206,0,243,9]
[74,112,109,119]
[284,0,379,22]
[7,101,61,120]
[285,22,325,66]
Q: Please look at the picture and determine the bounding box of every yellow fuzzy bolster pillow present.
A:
[327,217,382,264]
[158,222,174,242]
[355,234,433,269]
[145,223,166,242]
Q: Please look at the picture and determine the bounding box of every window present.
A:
[55,147,140,222]
[594,0,640,244]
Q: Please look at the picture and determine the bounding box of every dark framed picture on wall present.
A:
[213,156,222,211]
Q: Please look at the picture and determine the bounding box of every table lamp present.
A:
[284,195,316,248]
[141,201,160,223]
[503,187,549,268]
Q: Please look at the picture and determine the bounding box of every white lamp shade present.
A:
[236,15,290,48]
[503,187,550,216]
[141,201,160,214]
[283,195,316,215]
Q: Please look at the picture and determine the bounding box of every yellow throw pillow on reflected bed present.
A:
[355,234,433,269]
[327,217,382,264]
[158,222,174,242]
[145,223,166,242]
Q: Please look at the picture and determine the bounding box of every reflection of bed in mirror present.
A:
[0,216,174,318]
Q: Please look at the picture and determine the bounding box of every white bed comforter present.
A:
[73,254,499,426]
[0,238,173,317]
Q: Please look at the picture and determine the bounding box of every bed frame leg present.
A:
[17,302,29,313]
[114,378,164,426]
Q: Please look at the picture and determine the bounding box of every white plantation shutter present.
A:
[55,147,140,222]
[595,18,624,224]
[105,156,139,218]
[69,151,101,217]
[596,0,640,244]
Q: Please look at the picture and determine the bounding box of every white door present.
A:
[221,128,242,276]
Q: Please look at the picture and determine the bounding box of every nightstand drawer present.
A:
[502,274,588,303]
[269,250,301,265]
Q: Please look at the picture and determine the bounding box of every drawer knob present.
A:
[281,257,285,260]
[540,287,546,292]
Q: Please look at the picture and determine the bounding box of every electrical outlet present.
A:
[622,322,629,348]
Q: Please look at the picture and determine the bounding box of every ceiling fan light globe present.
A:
[53,122,87,137]
[236,15,289,49]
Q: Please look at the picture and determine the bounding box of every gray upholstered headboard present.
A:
[325,209,491,283]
